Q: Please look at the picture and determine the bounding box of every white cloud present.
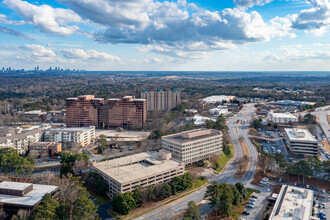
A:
[0,13,31,25]
[60,48,120,61]
[234,0,274,8]
[292,0,330,35]
[3,0,82,35]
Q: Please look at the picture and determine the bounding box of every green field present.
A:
[194,179,208,188]
[215,144,233,172]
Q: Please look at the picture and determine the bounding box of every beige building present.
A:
[284,128,318,157]
[43,126,95,147]
[141,89,181,111]
[269,185,314,220]
[91,151,184,198]
[161,129,223,164]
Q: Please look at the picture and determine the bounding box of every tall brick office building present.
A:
[66,95,146,130]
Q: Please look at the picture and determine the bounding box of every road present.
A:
[137,103,259,220]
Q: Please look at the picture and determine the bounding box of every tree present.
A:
[184,201,201,220]
[84,172,107,195]
[112,192,136,215]
[219,183,233,217]
[29,194,60,220]
[251,118,262,129]
[0,148,34,176]
[72,193,98,220]
[230,184,242,206]
[97,134,107,154]
[204,182,221,216]
[235,182,247,199]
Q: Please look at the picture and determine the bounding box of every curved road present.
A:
[136,104,258,220]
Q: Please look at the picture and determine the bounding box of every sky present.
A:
[0,0,329,71]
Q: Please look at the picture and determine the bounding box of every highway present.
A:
[136,103,259,220]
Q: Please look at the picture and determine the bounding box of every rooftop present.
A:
[162,128,221,144]
[0,127,42,144]
[271,112,297,119]
[92,151,183,184]
[284,128,317,142]
[269,185,313,220]
[202,95,236,103]
[46,126,95,132]
[0,181,58,208]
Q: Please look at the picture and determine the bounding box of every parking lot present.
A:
[259,140,292,162]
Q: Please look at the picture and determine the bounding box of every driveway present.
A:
[97,202,113,220]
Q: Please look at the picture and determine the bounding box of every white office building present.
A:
[162,129,223,164]
[269,112,298,124]
[91,151,184,198]
[284,128,318,157]
[43,126,95,147]
[269,185,314,220]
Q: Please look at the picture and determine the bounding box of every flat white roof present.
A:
[93,152,183,184]
[272,113,297,119]
[0,181,32,191]
[269,185,314,220]
[48,126,95,132]
[202,95,235,103]
[0,181,58,207]
[284,128,317,142]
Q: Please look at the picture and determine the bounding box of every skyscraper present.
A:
[141,89,181,111]
[107,96,146,130]
[66,95,146,130]
[66,95,104,127]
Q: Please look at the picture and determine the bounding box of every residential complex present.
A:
[161,129,223,164]
[107,96,146,130]
[269,185,314,220]
[141,89,181,111]
[43,126,95,147]
[0,126,43,154]
[284,128,318,157]
[22,110,46,121]
[66,95,146,130]
[28,142,62,158]
[0,181,58,215]
[269,112,298,124]
[91,151,184,198]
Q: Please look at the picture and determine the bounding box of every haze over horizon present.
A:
[0,0,329,71]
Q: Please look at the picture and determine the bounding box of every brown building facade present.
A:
[29,142,62,158]
[66,95,146,130]
[107,96,146,130]
[66,95,104,128]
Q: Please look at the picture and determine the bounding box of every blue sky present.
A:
[0,0,329,71]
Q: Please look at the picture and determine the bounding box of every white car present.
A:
[322,189,326,193]
[262,177,269,182]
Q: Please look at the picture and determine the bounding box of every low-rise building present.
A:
[43,126,95,147]
[22,110,46,121]
[28,142,62,158]
[284,128,318,157]
[201,95,236,104]
[0,181,58,215]
[0,127,43,154]
[91,151,184,198]
[209,106,229,116]
[269,112,298,124]
[161,128,223,164]
[269,185,314,220]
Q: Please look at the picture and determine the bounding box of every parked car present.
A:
[246,204,254,208]
[322,189,326,193]
[242,210,250,215]
[306,185,310,189]
[251,195,258,199]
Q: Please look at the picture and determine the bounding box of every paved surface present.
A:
[97,202,113,220]
[137,103,260,220]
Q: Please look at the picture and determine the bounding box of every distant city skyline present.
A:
[0,0,329,71]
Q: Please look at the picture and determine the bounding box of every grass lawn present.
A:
[215,144,233,172]
[88,190,111,206]
[246,188,261,199]
[194,179,208,188]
